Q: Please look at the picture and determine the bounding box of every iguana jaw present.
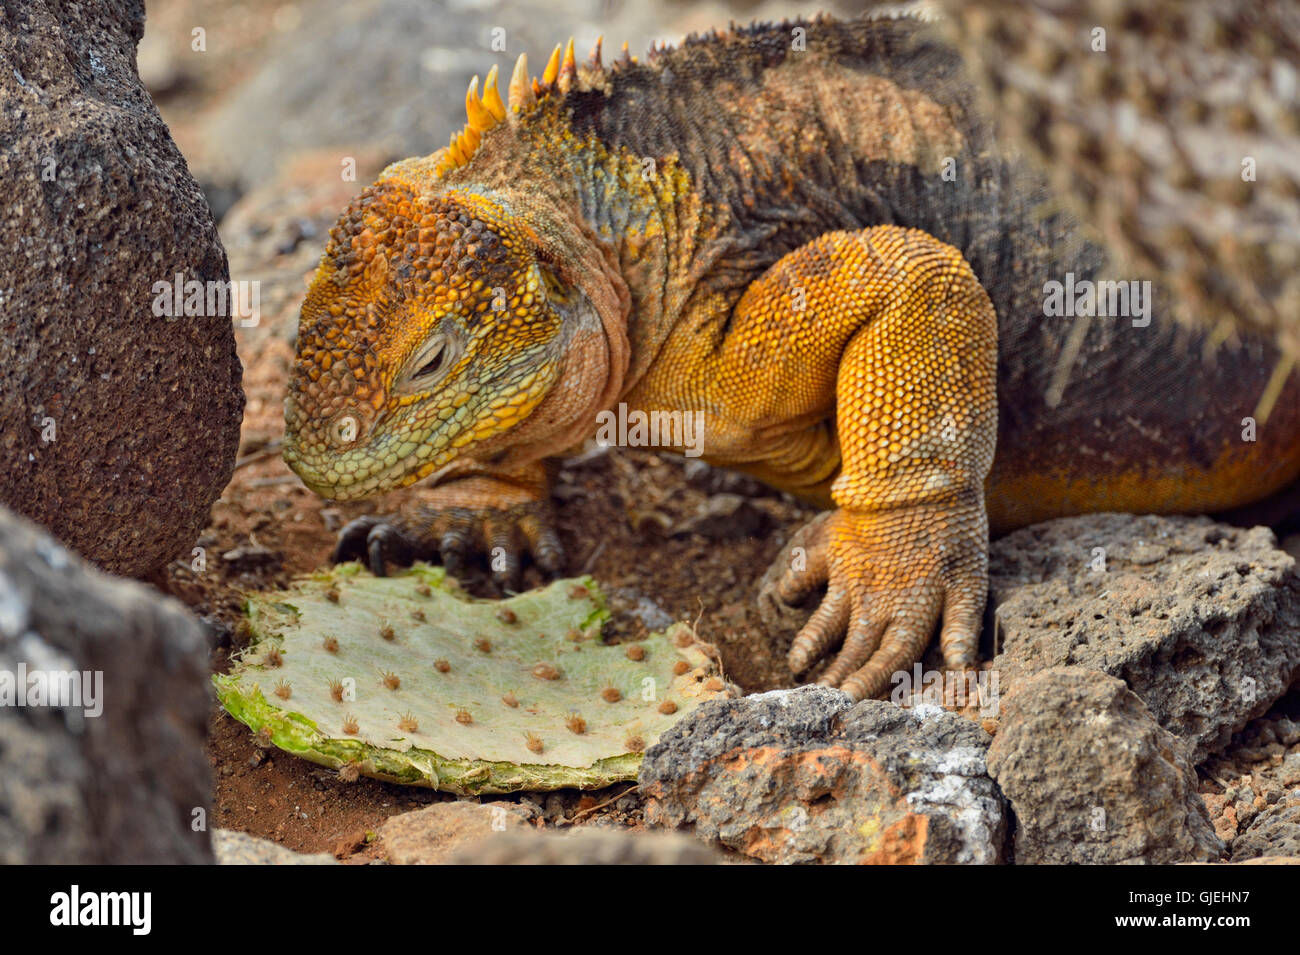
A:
[283,338,560,501]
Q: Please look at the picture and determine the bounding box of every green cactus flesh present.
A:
[213,563,731,794]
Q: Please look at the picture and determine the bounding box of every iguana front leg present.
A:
[333,460,563,587]
[699,226,998,700]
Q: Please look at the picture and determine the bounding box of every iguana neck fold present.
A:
[431,107,710,406]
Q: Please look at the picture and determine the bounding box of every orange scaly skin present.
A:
[635,226,998,697]
[284,15,1300,701]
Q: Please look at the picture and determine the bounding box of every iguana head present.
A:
[283,179,615,500]
[284,52,636,500]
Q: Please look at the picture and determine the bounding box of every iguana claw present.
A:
[332,495,564,590]
[332,515,421,577]
[760,494,988,701]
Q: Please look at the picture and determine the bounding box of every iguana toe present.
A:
[775,497,989,702]
[332,515,426,576]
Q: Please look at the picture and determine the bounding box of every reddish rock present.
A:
[449,827,725,864]
[379,801,531,864]
[639,687,1007,865]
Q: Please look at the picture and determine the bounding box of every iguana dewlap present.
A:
[282,16,1300,701]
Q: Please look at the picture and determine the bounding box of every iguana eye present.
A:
[397,331,459,394]
[413,339,446,379]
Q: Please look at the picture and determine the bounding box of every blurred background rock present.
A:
[143,0,1299,365]
[140,0,864,222]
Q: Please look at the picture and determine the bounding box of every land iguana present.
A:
[282,14,1300,701]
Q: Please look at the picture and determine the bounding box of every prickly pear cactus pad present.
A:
[213,563,732,794]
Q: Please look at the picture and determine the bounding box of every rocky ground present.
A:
[13,0,1292,864]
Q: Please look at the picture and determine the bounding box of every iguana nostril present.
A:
[329,413,362,448]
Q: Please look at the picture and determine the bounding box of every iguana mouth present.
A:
[283,411,470,501]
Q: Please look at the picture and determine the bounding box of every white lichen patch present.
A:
[905,743,1004,865]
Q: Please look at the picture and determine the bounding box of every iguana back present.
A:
[496,16,1300,527]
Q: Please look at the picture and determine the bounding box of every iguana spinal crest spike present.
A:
[444,135,465,165]
[508,52,535,113]
[482,64,507,122]
[557,37,576,92]
[432,69,500,177]
[464,75,496,131]
[586,36,604,74]
[541,44,561,88]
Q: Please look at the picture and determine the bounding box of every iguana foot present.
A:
[332,476,564,588]
[760,493,988,701]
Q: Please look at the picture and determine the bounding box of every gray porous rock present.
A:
[989,513,1300,762]
[1230,795,1300,863]
[986,667,1224,864]
[0,506,213,864]
[0,0,243,576]
[640,686,1007,864]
